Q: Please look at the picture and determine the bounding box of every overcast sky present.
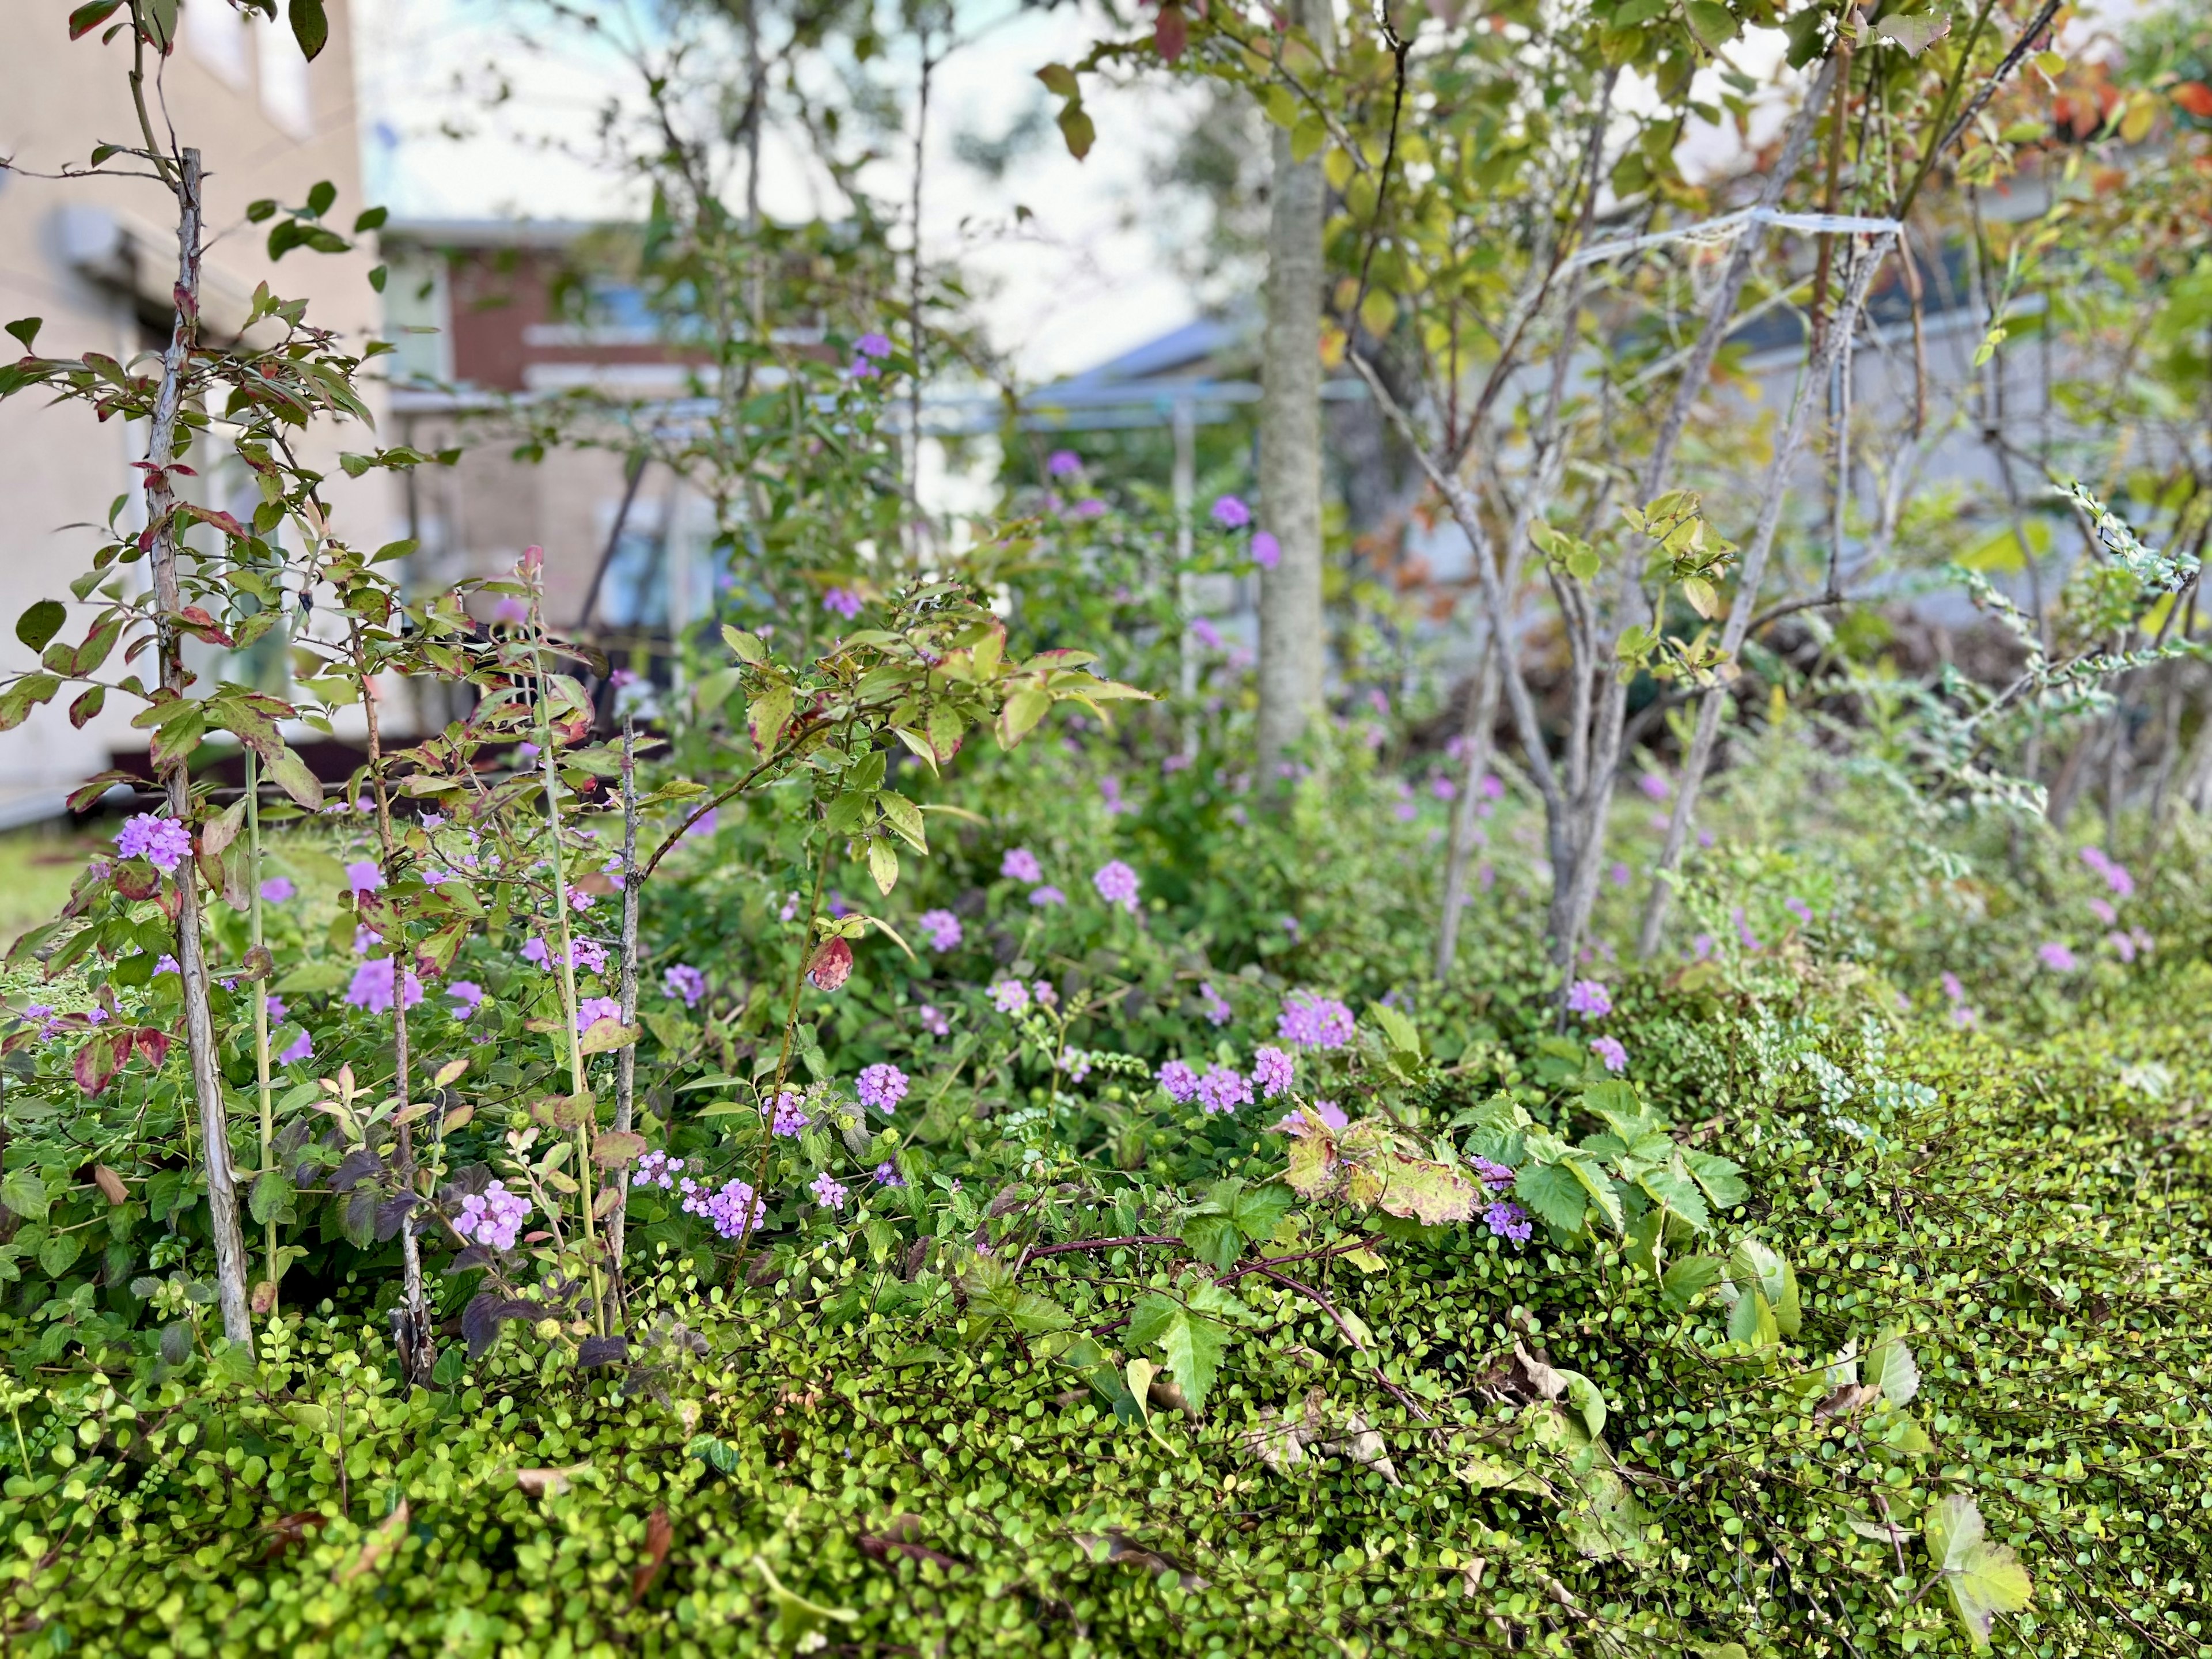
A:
[350,0,2152,382]
[352,0,1209,380]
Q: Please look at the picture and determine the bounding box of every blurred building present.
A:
[0,0,391,819]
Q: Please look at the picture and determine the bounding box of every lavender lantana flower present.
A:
[1250,531,1280,569]
[1158,1059,1200,1103]
[1210,494,1251,529]
[278,1029,313,1065]
[259,876,295,903]
[991,980,1031,1015]
[456,1181,531,1251]
[345,859,384,895]
[576,995,623,1032]
[1093,860,1141,912]
[768,1092,810,1137]
[918,910,964,952]
[2038,942,2078,972]
[664,964,707,1007]
[1001,846,1043,883]
[1198,982,1233,1027]
[822,587,863,620]
[344,958,422,1015]
[1589,1036,1629,1073]
[633,1150,686,1190]
[918,1003,951,1037]
[448,980,484,1018]
[1046,449,1082,477]
[874,1161,907,1188]
[1252,1045,1295,1099]
[1029,885,1066,907]
[1277,991,1355,1050]
[680,1177,764,1238]
[1564,979,1612,1018]
[115,814,192,874]
[857,1063,908,1112]
[810,1172,849,1211]
[1197,1064,1252,1115]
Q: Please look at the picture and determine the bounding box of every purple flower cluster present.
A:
[278,1029,313,1065]
[457,1181,531,1251]
[918,910,964,952]
[664,964,707,1007]
[1198,982,1233,1027]
[810,1171,849,1211]
[345,860,384,895]
[822,587,863,620]
[1472,1158,1514,1191]
[1046,449,1082,478]
[1001,847,1042,882]
[448,980,484,1018]
[768,1092,810,1137]
[1210,494,1251,529]
[1565,979,1612,1018]
[1251,531,1280,569]
[1093,860,1141,912]
[991,980,1031,1015]
[2038,942,2078,973]
[848,331,893,378]
[115,814,192,874]
[1251,1044,1294,1099]
[1484,1200,1533,1244]
[681,1177,764,1238]
[260,876,296,903]
[577,995,623,1032]
[1158,1059,1200,1103]
[1589,1036,1628,1073]
[1196,1064,1251,1115]
[874,1160,906,1187]
[344,958,423,1016]
[918,1003,950,1037]
[633,1150,687,1188]
[1277,991,1355,1050]
[1029,885,1066,907]
[522,935,609,975]
[858,1063,908,1112]
[2080,845,2135,897]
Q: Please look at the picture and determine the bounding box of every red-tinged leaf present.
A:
[67,770,143,813]
[2175,81,2212,120]
[133,1026,170,1068]
[69,685,107,729]
[74,1029,129,1095]
[175,606,234,647]
[806,937,854,993]
[1154,3,1188,61]
[112,859,161,900]
[68,0,123,39]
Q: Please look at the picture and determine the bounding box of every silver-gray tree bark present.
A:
[1255,0,1334,777]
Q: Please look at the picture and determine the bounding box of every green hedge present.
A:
[5,980,2208,1658]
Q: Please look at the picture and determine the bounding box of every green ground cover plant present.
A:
[3,1,2211,1654]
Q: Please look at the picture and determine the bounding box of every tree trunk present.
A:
[145,150,253,1349]
[1255,0,1334,778]
[1635,244,1890,958]
[1434,632,1501,981]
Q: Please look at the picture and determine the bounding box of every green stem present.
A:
[531,590,606,1336]
[248,752,276,1315]
[728,825,831,1289]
